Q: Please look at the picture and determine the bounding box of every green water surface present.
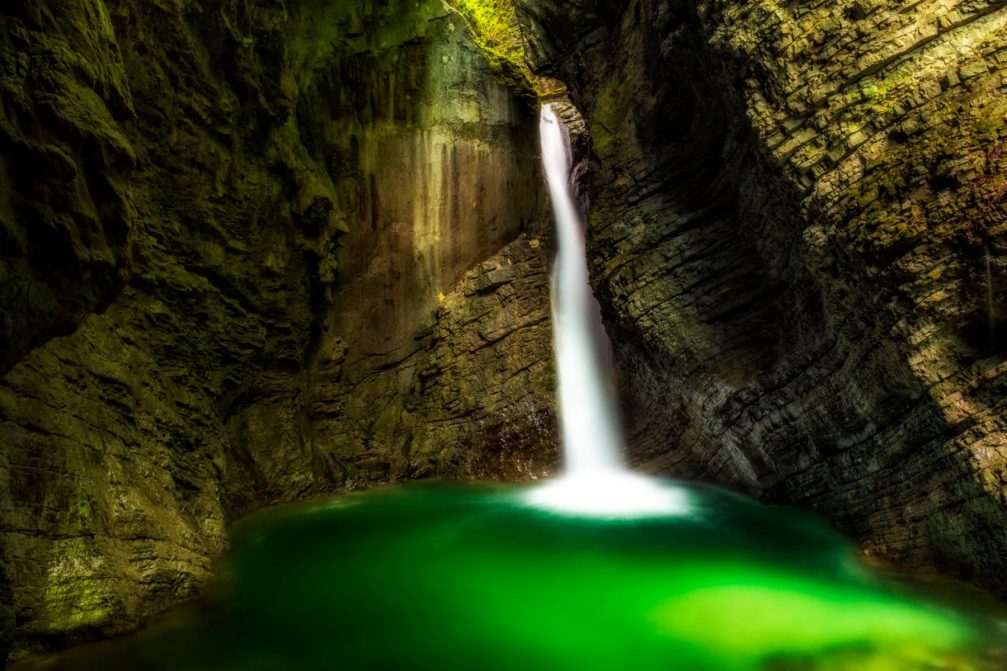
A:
[23,481,1007,670]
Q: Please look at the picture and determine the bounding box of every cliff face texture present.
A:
[0,0,554,661]
[515,0,1007,594]
[5,0,1007,664]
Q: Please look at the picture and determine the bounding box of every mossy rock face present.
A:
[0,0,554,660]
[0,0,136,376]
[515,0,1007,600]
[443,0,536,96]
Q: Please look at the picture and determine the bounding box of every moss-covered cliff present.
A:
[5,0,1007,664]
[0,0,555,661]
[514,0,1007,596]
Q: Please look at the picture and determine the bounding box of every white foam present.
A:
[527,473,691,518]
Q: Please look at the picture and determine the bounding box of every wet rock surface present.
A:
[0,0,554,660]
[515,0,1007,596]
[5,0,1007,664]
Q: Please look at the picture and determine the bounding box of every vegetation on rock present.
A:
[442,0,562,97]
[0,0,554,661]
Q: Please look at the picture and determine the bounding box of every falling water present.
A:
[539,104,624,474]
[529,104,687,517]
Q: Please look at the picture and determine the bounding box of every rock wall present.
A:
[515,0,1007,595]
[0,0,554,661]
[8,0,1007,663]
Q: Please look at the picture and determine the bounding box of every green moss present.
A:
[57,492,95,531]
[442,0,538,97]
[43,539,112,632]
[591,78,628,154]
[858,69,921,124]
[446,0,522,52]
[971,101,1007,140]
[837,199,926,256]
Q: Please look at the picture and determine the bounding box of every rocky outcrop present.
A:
[7,0,1007,663]
[0,0,554,661]
[0,0,134,377]
[515,0,1007,595]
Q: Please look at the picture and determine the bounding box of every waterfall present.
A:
[528,104,688,517]
[540,104,625,474]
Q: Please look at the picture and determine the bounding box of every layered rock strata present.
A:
[0,0,554,660]
[516,0,1007,595]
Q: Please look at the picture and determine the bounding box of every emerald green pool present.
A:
[24,481,1007,670]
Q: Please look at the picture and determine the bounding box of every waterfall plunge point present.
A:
[527,105,689,518]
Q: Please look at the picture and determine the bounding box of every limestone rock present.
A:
[515,0,1007,596]
[0,0,554,660]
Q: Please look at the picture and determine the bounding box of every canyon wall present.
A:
[515,0,1007,594]
[0,0,554,661]
[5,0,1007,663]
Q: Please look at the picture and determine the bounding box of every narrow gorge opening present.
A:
[4,0,1007,669]
[11,99,1007,671]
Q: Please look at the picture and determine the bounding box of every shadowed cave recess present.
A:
[2,0,1007,666]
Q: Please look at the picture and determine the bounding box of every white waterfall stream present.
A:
[527,104,688,517]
